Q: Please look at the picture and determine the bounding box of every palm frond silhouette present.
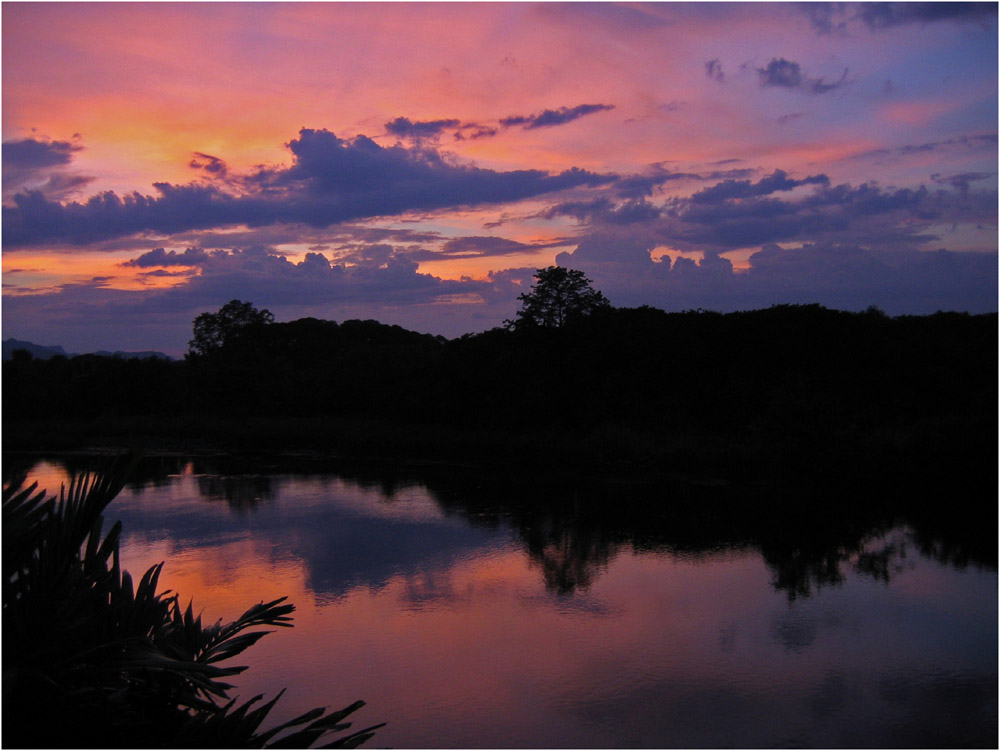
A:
[3,454,383,748]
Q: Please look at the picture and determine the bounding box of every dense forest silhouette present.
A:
[4,268,996,495]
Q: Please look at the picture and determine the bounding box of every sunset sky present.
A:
[3,1,997,355]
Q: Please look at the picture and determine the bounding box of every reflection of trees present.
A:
[760,529,915,601]
[521,512,619,594]
[421,470,995,599]
[763,546,848,600]
[196,474,275,512]
[854,534,910,583]
[20,455,995,599]
[124,456,189,492]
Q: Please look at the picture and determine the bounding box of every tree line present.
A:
[4,267,996,484]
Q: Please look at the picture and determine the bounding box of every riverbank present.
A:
[5,409,992,493]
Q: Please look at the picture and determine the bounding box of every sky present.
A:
[2,1,997,356]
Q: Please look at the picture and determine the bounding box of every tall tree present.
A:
[507,266,610,331]
[189,300,274,357]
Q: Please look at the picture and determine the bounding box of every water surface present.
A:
[14,457,997,748]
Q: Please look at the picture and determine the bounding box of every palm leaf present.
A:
[3,453,382,748]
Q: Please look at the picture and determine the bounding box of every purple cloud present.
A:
[500,103,615,130]
[777,112,806,125]
[555,239,997,316]
[803,2,996,35]
[120,246,211,267]
[2,136,94,202]
[3,127,615,248]
[705,59,725,83]
[106,244,497,321]
[930,171,996,196]
[690,170,830,204]
[436,235,565,258]
[541,167,995,255]
[3,137,80,170]
[756,58,849,95]
[453,123,499,140]
[189,152,228,177]
[137,268,196,280]
[385,116,461,140]
[611,164,758,200]
[857,2,997,31]
[850,134,998,164]
[665,181,995,252]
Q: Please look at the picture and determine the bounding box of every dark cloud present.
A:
[564,232,660,271]
[552,169,995,256]
[386,105,616,142]
[851,134,998,163]
[119,244,490,310]
[385,116,461,140]
[439,235,550,258]
[2,245,510,353]
[3,127,615,248]
[381,115,500,142]
[756,58,849,95]
[802,2,996,34]
[541,197,616,223]
[556,239,997,316]
[120,246,211,268]
[329,242,397,267]
[705,59,725,83]
[189,152,228,177]
[3,136,94,202]
[541,197,662,226]
[930,171,996,196]
[800,3,849,35]
[453,123,499,141]
[856,2,997,31]
[342,234,568,264]
[326,225,444,246]
[612,164,758,199]
[500,103,615,130]
[606,199,662,224]
[758,58,803,88]
[137,268,196,280]
[808,71,850,95]
[3,137,80,170]
[665,180,995,252]
[690,170,830,204]
[778,112,806,125]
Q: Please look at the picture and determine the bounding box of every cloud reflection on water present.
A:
[9,456,997,748]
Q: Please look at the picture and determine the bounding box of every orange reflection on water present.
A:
[119,535,311,625]
[215,540,777,748]
[10,458,998,747]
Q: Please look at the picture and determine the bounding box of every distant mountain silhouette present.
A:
[2,339,70,360]
[2,338,172,361]
[90,349,173,361]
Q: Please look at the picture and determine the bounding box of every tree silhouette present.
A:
[189,300,275,358]
[507,266,610,330]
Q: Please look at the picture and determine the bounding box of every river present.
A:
[10,454,997,748]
